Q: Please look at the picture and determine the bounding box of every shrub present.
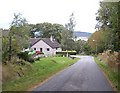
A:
[98,50,120,72]
[2,64,17,83]
[55,54,63,57]
[17,52,35,63]
[41,52,44,54]
[27,58,35,63]
[56,51,77,56]
[2,59,33,83]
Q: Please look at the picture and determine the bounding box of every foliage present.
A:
[61,13,76,51]
[88,30,112,54]
[9,13,31,54]
[55,54,63,57]
[52,23,64,43]
[17,51,35,63]
[2,13,31,63]
[98,50,120,68]
[74,39,86,54]
[56,51,77,56]
[88,2,120,54]
[0,29,1,62]
[61,29,75,50]
[2,36,9,63]
[30,23,65,43]
[65,12,76,37]
[94,57,120,91]
[83,43,92,55]
[2,60,32,83]
[95,1,120,52]
[28,24,35,38]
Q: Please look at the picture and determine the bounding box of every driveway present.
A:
[32,56,113,91]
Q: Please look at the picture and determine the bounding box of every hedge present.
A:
[56,51,77,55]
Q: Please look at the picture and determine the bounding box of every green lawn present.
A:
[3,57,79,91]
[94,57,120,91]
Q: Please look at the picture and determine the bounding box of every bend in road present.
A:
[33,56,113,91]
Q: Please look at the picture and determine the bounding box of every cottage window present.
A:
[47,48,50,51]
[34,48,36,50]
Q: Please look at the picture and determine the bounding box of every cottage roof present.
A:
[29,38,60,48]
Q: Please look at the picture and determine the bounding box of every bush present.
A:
[17,52,35,63]
[98,50,120,72]
[27,58,35,63]
[55,54,63,57]
[56,51,77,56]
[41,52,44,54]
[2,59,33,83]
[2,64,17,83]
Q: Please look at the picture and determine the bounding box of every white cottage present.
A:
[29,36,62,56]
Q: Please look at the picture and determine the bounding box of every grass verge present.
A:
[94,57,120,91]
[3,57,79,91]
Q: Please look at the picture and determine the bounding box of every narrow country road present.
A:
[32,56,113,91]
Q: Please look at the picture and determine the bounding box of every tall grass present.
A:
[94,57,120,91]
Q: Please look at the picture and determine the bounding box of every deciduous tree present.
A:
[61,13,76,50]
[2,13,31,63]
[96,1,120,51]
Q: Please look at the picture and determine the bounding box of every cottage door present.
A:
[40,48,42,52]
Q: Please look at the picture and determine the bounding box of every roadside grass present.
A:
[2,57,79,91]
[94,57,120,91]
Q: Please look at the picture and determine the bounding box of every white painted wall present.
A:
[56,48,62,52]
[31,40,61,56]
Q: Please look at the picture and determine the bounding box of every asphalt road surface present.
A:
[33,56,113,91]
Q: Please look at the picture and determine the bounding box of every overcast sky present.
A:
[0,0,101,33]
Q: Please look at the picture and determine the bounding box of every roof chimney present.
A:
[50,35,54,42]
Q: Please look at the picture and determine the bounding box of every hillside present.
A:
[73,31,92,37]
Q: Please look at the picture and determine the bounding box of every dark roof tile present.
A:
[29,38,40,45]
[29,38,60,48]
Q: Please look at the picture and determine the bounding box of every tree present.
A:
[8,13,31,62]
[61,13,76,50]
[74,39,86,54]
[30,22,65,43]
[96,1,120,51]
[65,12,76,38]
[88,27,115,54]
[52,23,65,43]
[2,30,10,63]
[88,31,102,53]
[29,24,36,38]
[61,28,75,50]
[0,29,2,63]
[83,43,92,55]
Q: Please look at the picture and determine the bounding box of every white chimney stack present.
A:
[50,35,54,42]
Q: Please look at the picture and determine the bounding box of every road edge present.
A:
[27,59,80,91]
[94,57,117,92]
